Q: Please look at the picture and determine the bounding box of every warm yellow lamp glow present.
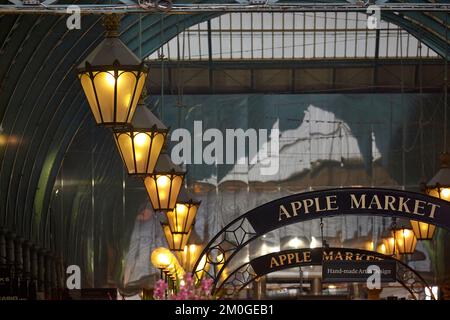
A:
[394,228,417,255]
[162,223,191,252]
[427,187,450,201]
[114,128,166,175]
[410,220,436,240]
[376,243,387,255]
[144,154,185,211]
[383,237,395,255]
[150,247,173,270]
[166,200,200,235]
[365,241,374,251]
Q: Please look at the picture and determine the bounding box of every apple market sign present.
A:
[245,188,450,234]
[193,188,450,290]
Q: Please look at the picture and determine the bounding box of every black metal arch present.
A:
[193,188,450,294]
[217,247,435,300]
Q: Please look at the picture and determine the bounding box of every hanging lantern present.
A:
[423,152,450,201]
[166,189,200,234]
[376,236,395,256]
[77,14,147,126]
[394,228,417,255]
[143,154,185,211]
[410,220,436,240]
[162,223,191,252]
[113,92,167,175]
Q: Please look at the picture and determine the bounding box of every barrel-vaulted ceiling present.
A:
[0,0,448,255]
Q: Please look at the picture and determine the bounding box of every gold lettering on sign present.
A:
[384,195,397,211]
[427,203,440,219]
[270,257,279,268]
[303,251,311,262]
[287,253,295,264]
[290,201,302,217]
[326,195,339,210]
[278,192,440,223]
[413,200,426,216]
[268,249,387,270]
[368,195,382,210]
[398,197,411,213]
[303,199,314,213]
[323,251,334,261]
[350,194,366,209]
[278,205,291,221]
[314,197,326,212]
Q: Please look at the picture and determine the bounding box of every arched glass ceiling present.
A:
[147,12,438,61]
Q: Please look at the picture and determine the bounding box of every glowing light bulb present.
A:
[157,253,171,266]
[105,72,115,86]
[441,188,450,199]
[134,133,147,146]
[157,175,170,188]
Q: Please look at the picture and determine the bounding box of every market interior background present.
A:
[0,0,449,299]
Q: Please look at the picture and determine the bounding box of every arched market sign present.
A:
[246,188,450,235]
[217,248,433,299]
[193,188,450,291]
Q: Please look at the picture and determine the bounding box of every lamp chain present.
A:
[319,218,324,248]
[102,14,121,38]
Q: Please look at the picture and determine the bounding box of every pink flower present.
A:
[153,279,168,300]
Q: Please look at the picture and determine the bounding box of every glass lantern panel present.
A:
[93,71,116,123]
[116,132,135,173]
[144,175,160,210]
[168,175,184,210]
[79,73,100,123]
[133,132,152,173]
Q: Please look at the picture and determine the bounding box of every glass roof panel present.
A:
[146,12,438,61]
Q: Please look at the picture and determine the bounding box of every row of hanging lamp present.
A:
[161,189,200,252]
[77,14,196,265]
[77,13,186,211]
